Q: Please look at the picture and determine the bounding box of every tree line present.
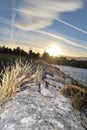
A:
[0,46,87,69]
[42,52,87,69]
[0,46,40,59]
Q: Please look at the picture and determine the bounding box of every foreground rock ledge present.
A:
[0,64,85,130]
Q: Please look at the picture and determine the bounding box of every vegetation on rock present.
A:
[60,84,87,111]
[0,60,43,105]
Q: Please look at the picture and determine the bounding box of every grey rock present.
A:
[80,104,87,129]
[46,74,54,80]
[64,77,74,84]
[0,67,85,130]
[44,77,64,90]
[40,81,57,98]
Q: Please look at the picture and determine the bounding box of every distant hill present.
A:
[66,56,87,61]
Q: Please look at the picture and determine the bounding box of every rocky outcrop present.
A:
[0,64,86,130]
[80,104,87,129]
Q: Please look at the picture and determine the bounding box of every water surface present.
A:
[56,65,87,87]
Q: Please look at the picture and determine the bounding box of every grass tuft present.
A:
[31,65,43,84]
[60,85,87,111]
[0,60,33,105]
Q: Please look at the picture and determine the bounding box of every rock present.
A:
[0,85,84,130]
[54,74,65,82]
[44,77,64,90]
[80,104,87,129]
[46,74,54,80]
[40,81,57,98]
[64,77,74,84]
[20,116,36,126]
[0,64,85,130]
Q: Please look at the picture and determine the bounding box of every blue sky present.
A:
[0,0,87,57]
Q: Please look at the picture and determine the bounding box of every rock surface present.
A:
[80,104,87,129]
[0,64,85,130]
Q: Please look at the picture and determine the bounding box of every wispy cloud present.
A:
[0,26,53,52]
[1,24,87,50]
[0,25,87,56]
[0,17,11,25]
[14,0,83,30]
[35,30,87,50]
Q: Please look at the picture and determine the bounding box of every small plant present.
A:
[0,60,33,105]
[60,85,87,111]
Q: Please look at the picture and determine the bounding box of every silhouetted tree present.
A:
[13,47,28,56]
[42,51,50,61]
[28,48,40,59]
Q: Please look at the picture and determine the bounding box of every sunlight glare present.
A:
[46,45,63,56]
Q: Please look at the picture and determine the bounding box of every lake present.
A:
[55,65,87,87]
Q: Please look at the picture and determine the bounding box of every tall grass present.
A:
[33,65,43,83]
[0,60,43,105]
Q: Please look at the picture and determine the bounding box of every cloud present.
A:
[1,24,87,51]
[0,25,87,56]
[35,30,87,50]
[0,17,11,25]
[0,26,54,51]
[14,0,83,30]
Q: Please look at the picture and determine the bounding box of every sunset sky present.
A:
[0,0,87,57]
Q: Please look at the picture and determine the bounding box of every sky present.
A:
[0,0,87,57]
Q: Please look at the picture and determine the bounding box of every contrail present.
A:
[35,30,87,50]
[9,0,16,42]
[55,18,87,35]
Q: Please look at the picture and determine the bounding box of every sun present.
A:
[46,45,63,56]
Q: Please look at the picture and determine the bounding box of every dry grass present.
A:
[0,60,43,105]
[33,65,43,83]
[60,85,87,111]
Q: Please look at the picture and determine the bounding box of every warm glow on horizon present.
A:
[46,45,63,56]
